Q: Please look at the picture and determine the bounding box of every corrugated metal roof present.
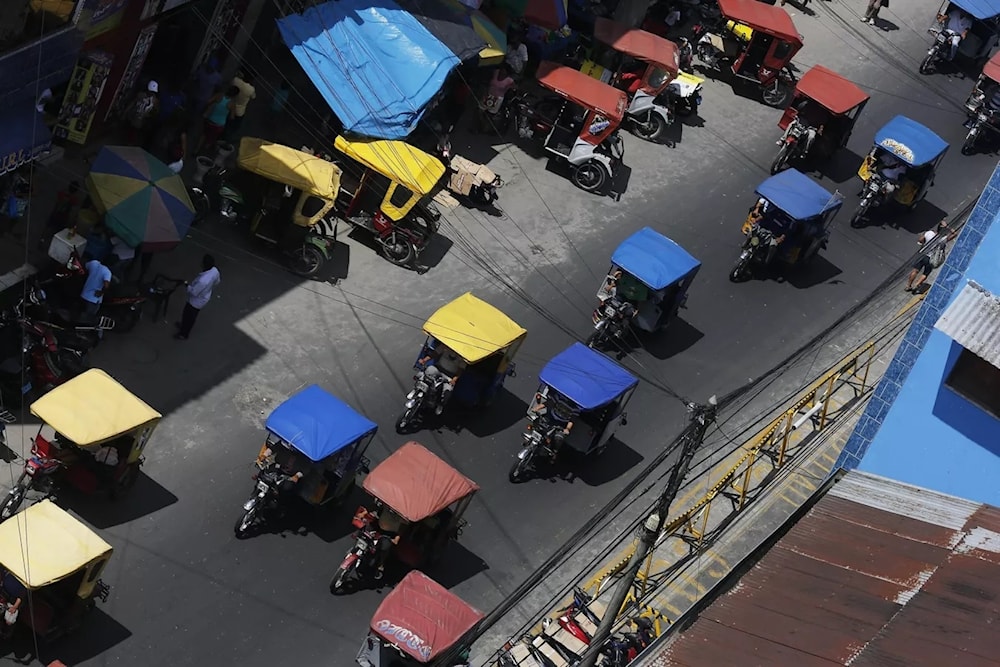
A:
[643,471,1000,666]
[935,280,1000,368]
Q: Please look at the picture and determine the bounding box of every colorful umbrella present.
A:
[85,146,195,252]
[437,0,508,65]
[493,0,567,31]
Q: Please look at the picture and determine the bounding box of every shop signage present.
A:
[53,50,114,144]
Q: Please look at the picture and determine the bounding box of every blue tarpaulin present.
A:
[756,169,842,220]
[612,227,701,290]
[265,385,377,461]
[0,103,52,176]
[540,343,638,410]
[277,0,461,139]
[874,115,949,167]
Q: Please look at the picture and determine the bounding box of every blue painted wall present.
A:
[836,162,1000,505]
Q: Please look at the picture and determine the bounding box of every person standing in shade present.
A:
[127,81,160,149]
[505,35,528,77]
[226,70,256,140]
[80,257,112,318]
[175,254,220,340]
[198,85,236,153]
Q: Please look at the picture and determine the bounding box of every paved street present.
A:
[1,0,996,664]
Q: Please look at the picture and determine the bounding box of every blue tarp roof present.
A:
[874,115,949,167]
[277,0,460,139]
[756,169,842,220]
[611,227,701,290]
[0,103,51,176]
[540,343,638,410]
[950,0,1000,20]
[265,385,377,461]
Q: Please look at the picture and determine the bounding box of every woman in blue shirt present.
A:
[197,85,237,153]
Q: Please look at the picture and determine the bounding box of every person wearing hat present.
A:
[127,80,160,150]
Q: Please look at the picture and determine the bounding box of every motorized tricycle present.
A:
[591,226,700,349]
[730,168,843,282]
[515,61,628,197]
[583,17,681,143]
[0,369,160,521]
[332,136,451,267]
[396,292,526,433]
[331,441,479,592]
[693,0,802,107]
[236,137,344,277]
[510,342,637,483]
[921,0,1000,75]
[851,115,948,227]
[355,570,483,666]
[234,385,376,538]
[770,65,869,174]
[0,500,112,640]
[961,50,1000,154]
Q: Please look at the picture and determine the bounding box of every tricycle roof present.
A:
[593,18,680,73]
[370,570,484,663]
[237,137,342,199]
[536,61,628,123]
[423,292,527,364]
[362,441,479,523]
[0,500,112,589]
[540,343,638,410]
[950,0,1000,20]
[874,115,948,166]
[986,50,1000,82]
[612,226,701,290]
[30,369,161,448]
[718,0,802,45]
[795,66,869,115]
[756,169,842,220]
[334,135,445,195]
[265,385,376,462]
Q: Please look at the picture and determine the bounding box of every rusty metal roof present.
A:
[935,280,1000,369]
[644,471,1000,666]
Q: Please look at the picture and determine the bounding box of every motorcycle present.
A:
[729,222,775,282]
[435,131,505,208]
[770,118,809,174]
[0,424,62,522]
[329,520,381,593]
[189,166,246,224]
[395,365,449,433]
[587,296,635,353]
[513,92,564,141]
[509,414,565,483]
[233,464,294,538]
[920,29,958,75]
[962,105,999,155]
[850,173,890,228]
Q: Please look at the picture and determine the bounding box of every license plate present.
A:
[416,381,428,392]
[256,481,269,493]
[356,538,368,551]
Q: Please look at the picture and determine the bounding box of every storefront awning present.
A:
[0,103,52,176]
[0,25,84,100]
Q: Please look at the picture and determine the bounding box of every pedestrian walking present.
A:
[906,219,958,293]
[80,257,112,318]
[198,85,237,154]
[863,0,886,25]
[175,254,220,340]
[126,81,160,150]
[225,69,256,141]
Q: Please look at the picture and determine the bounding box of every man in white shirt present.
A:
[940,8,973,60]
[506,36,528,76]
[906,220,957,292]
[175,254,220,340]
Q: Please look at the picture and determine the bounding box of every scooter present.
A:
[233,464,295,538]
[395,365,450,433]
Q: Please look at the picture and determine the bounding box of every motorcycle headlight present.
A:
[750,236,760,247]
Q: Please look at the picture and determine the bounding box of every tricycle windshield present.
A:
[362,442,479,523]
[265,385,377,462]
[30,369,160,448]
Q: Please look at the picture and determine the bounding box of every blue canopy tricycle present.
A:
[731,168,843,282]
[235,385,377,537]
[851,115,947,227]
[510,343,638,482]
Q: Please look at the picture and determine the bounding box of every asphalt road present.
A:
[2,0,997,664]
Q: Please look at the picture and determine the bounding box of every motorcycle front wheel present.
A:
[234,507,257,538]
[572,162,609,194]
[289,245,326,278]
[729,254,753,283]
[919,52,936,74]
[631,113,667,143]
[395,407,418,434]
[770,144,791,175]
[761,81,792,108]
[850,203,869,228]
[509,452,535,483]
[380,231,416,267]
[330,560,361,594]
[0,484,28,522]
